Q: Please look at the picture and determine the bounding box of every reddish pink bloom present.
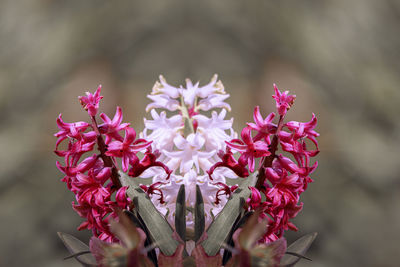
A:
[247,106,277,141]
[247,186,262,209]
[285,113,319,151]
[207,148,249,179]
[73,169,112,204]
[55,139,96,166]
[128,148,171,179]
[105,127,152,172]
[76,154,101,173]
[266,172,302,208]
[213,182,238,205]
[272,84,296,116]
[54,114,91,149]
[276,154,302,175]
[140,182,166,204]
[78,85,103,116]
[114,186,132,208]
[73,203,109,230]
[226,127,270,172]
[99,106,130,144]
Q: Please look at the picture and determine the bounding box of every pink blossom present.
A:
[105,127,152,172]
[54,114,91,149]
[247,186,262,210]
[226,127,270,172]
[55,139,96,166]
[247,106,277,141]
[78,85,103,116]
[140,181,167,204]
[272,84,296,116]
[99,106,130,144]
[266,172,302,208]
[284,113,319,152]
[207,148,249,179]
[213,182,238,205]
[128,148,171,179]
[114,186,131,208]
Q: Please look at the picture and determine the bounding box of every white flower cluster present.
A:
[140,75,238,228]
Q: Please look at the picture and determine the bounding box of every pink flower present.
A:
[226,127,270,172]
[247,106,277,141]
[128,148,171,179]
[207,148,249,179]
[266,172,302,208]
[99,106,130,144]
[140,182,167,204]
[73,169,112,198]
[105,127,152,172]
[247,186,262,209]
[78,85,103,116]
[114,186,132,208]
[213,182,238,205]
[55,139,96,166]
[54,114,91,149]
[272,84,296,116]
[285,113,319,152]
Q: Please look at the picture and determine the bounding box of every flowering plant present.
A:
[55,76,319,266]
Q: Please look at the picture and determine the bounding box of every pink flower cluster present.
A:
[208,84,319,243]
[54,86,170,242]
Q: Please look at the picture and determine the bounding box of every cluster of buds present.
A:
[55,76,319,266]
[54,86,170,242]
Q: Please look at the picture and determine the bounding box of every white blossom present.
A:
[143,109,182,151]
[141,75,238,229]
[163,133,215,174]
[193,109,234,151]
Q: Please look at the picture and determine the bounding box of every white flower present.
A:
[193,109,234,151]
[180,79,199,108]
[196,74,226,98]
[163,133,215,174]
[146,94,180,112]
[141,75,239,229]
[151,75,181,98]
[143,109,182,151]
[197,93,231,111]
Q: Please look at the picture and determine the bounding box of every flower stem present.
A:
[90,116,122,188]
[255,115,284,190]
[180,95,195,135]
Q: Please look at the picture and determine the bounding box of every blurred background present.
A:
[1,0,399,266]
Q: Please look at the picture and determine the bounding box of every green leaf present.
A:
[201,172,258,256]
[57,232,96,266]
[194,184,205,242]
[175,184,186,242]
[280,232,317,266]
[119,171,179,256]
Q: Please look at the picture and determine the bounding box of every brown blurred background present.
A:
[1,0,400,266]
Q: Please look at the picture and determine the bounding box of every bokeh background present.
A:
[1,0,400,266]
